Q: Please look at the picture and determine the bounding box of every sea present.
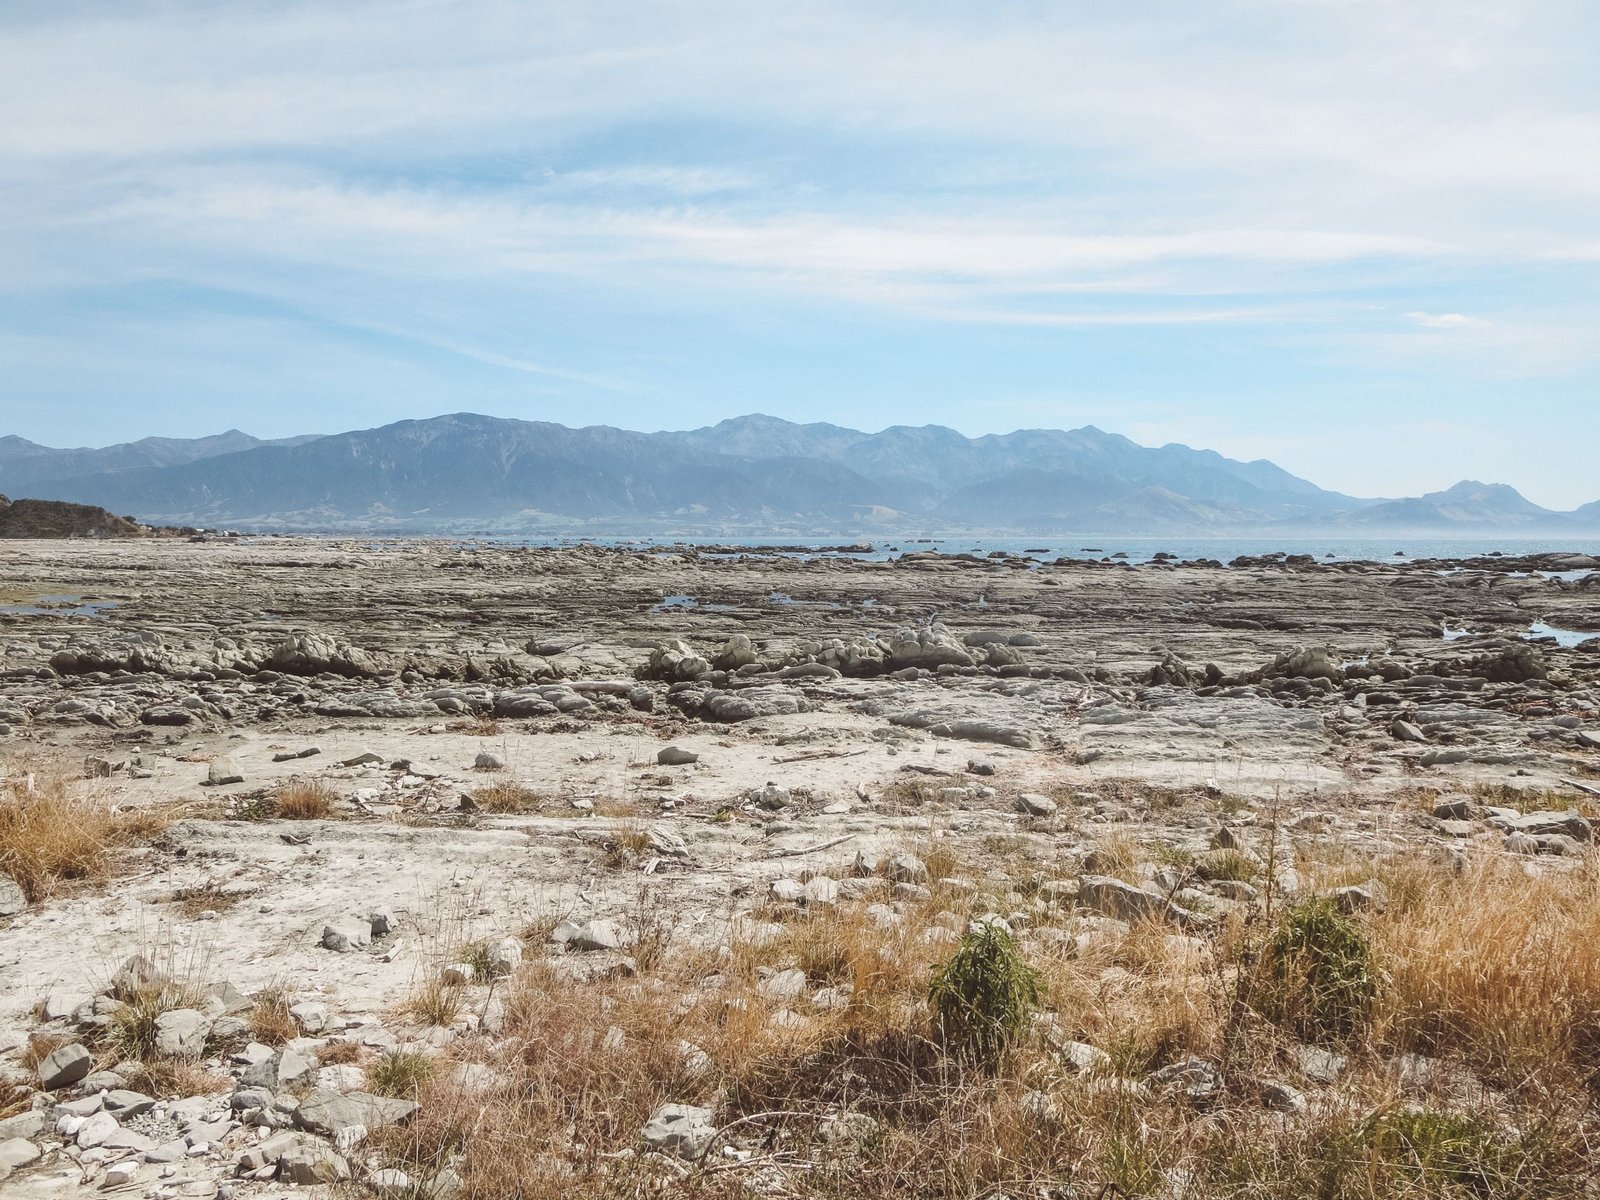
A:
[464,535,1600,567]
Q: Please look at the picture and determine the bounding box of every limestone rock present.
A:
[641,1102,717,1160]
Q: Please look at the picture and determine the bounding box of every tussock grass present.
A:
[364,838,1600,1200]
[404,975,466,1027]
[1249,896,1376,1044]
[0,769,169,901]
[1373,855,1600,1085]
[273,778,336,820]
[472,781,547,813]
[248,987,298,1046]
[369,1049,438,1099]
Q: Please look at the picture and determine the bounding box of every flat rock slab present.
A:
[294,1088,417,1137]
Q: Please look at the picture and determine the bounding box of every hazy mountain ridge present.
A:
[2,413,1595,535]
[0,429,323,494]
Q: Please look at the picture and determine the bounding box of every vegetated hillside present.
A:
[29,414,894,530]
[0,429,323,495]
[10,411,1599,535]
[1328,481,1570,532]
[0,495,150,538]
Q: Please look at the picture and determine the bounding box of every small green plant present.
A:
[1251,896,1375,1043]
[1346,1109,1517,1195]
[927,923,1041,1062]
[369,1049,438,1099]
[459,940,497,982]
[1194,848,1260,883]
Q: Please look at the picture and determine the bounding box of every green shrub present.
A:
[1252,896,1375,1043]
[928,923,1041,1062]
[369,1050,438,1098]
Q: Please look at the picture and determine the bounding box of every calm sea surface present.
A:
[466,535,1599,566]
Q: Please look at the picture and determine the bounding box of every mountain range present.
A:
[2,412,1595,536]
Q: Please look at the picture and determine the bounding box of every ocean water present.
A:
[487,535,1599,566]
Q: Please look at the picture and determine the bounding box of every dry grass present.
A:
[167,877,255,919]
[121,1060,231,1098]
[0,770,170,901]
[472,781,548,813]
[248,987,298,1046]
[366,835,1600,1200]
[318,1040,362,1065]
[273,778,336,820]
[404,975,466,1027]
[1373,854,1600,1085]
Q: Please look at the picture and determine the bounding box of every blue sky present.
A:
[2,1,1597,506]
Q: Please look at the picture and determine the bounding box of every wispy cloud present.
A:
[0,0,1597,503]
[1406,311,1491,329]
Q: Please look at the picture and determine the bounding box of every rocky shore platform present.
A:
[0,538,1597,1198]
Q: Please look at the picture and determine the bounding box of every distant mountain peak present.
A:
[2,412,1594,536]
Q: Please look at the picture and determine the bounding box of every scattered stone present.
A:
[0,873,23,917]
[886,853,929,884]
[367,1167,413,1198]
[322,917,373,953]
[75,1110,120,1148]
[640,1103,717,1160]
[204,758,244,787]
[1261,1080,1308,1115]
[103,1161,139,1187]
[1077,875,1208,930]
[0,1137,42,1176]
[567,918,629,952]
[1014,792,1058,817]
[37,1042,92,1089]
[656,745,698,766]
[486,936,524,977]
[293,1089,417,1138]
[1334,882,1386,914]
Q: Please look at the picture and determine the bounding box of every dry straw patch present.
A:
[368,841,1600,1200]
[272,777,336,819]
[0,768,169,901]
[1372,853,1600,1084]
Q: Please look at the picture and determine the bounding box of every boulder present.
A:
[887,624,975,669]
[294,1089,416,1138]
[322,917,373,953]
[1077,875,1208,931]
[36,1042,92,1089]
[640,1103,717,1160]
[152,1008,210,1057]
[1015,793,1058,817]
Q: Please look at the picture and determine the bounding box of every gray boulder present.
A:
[293,1089,417,1138]
[36,1042,92,1089]
[641,1103,717,1160]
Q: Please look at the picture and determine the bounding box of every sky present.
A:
[2,1,1598,507]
